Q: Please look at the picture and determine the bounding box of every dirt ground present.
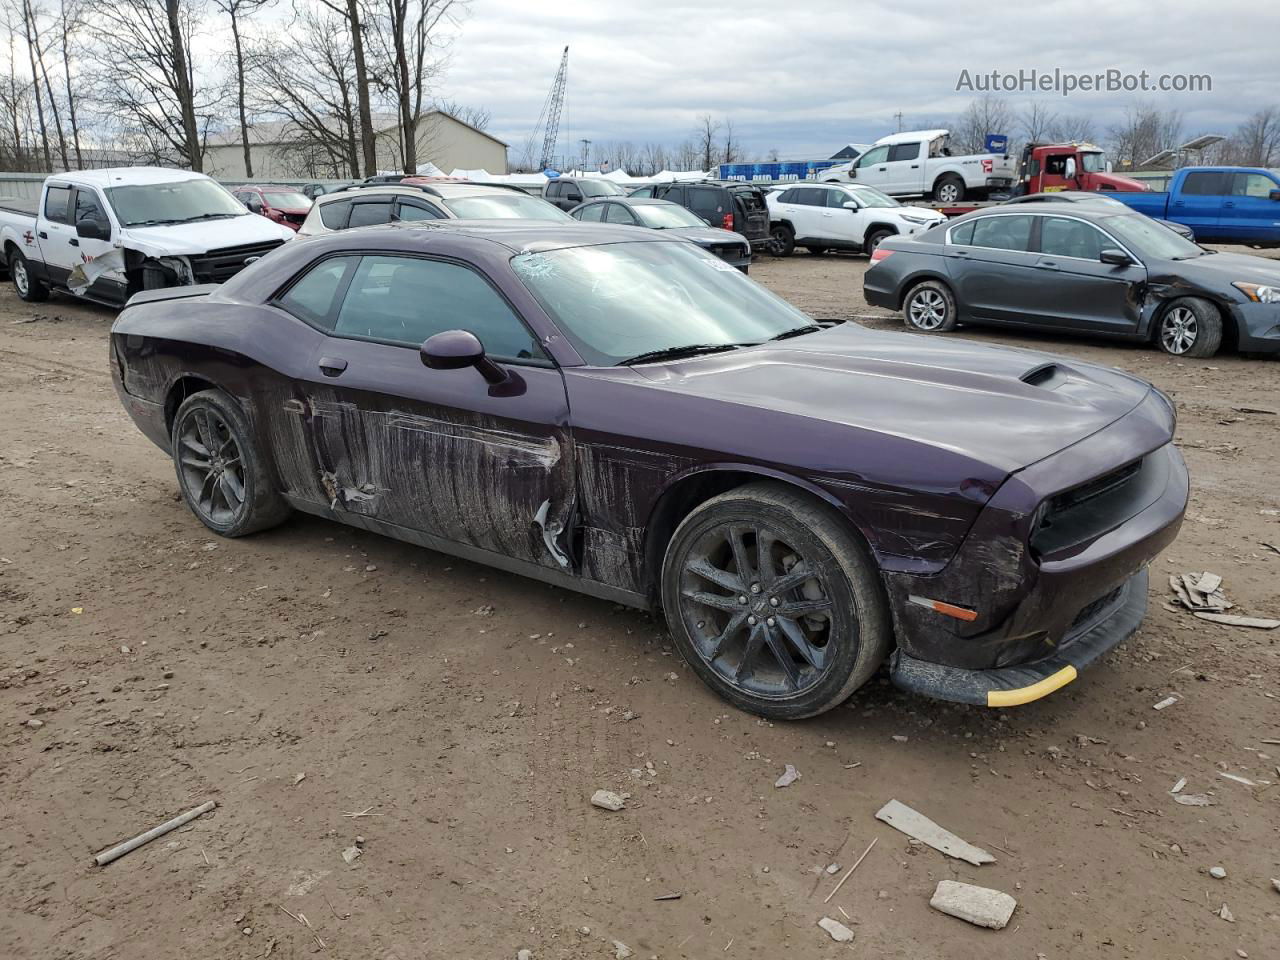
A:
[2,249,1279,960]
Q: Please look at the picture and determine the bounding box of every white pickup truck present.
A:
[821,129,1016,203]
[0,167,296,306]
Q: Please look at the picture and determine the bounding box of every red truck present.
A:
[928,142,1149,215]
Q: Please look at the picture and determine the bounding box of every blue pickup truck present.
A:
[1110,166,1280,246]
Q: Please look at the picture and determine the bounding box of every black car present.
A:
[864,205,1280,358]
[569,197,752,270]
[543,176,627,211]
[628,180,770,252]
[1004,191,1197,242]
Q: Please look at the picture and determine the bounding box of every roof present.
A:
[873,129,949,146]
[314,219,676,256]
[206,111,509,150]
[50,166,213,188]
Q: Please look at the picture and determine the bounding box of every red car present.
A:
[232,185,313,231]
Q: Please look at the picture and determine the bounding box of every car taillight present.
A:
[870,248,894,264]
[722,213,734,231]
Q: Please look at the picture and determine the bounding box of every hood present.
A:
[634,324,1154,475]
[1166,250,1280,287]
[122,214,296,256]
[1094,172,1149,191]
[664,226,749,246]
[894,204,946,222]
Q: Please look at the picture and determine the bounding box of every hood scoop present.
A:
[1021,362,1068,389]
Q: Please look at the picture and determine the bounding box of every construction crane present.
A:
[526,46,568,171]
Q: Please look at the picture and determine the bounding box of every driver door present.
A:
[852,145,892,191]
[283,253,576,570]
[69,187,123,303]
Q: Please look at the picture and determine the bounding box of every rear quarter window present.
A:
[319,199,352,229]
[949,220,975,244]
[276,256,357,329]
[44,185,72,224]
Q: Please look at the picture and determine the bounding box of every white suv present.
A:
[765,182,944,257]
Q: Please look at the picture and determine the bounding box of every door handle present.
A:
[318,357,348,377]
[1223,201,1235,208]
[1035,259,1059,271]
[38,230,47,239]
[877,166,886,171]
[68,238,79,247]
[911,164,920,169]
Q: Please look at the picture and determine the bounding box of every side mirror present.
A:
[75,217,109,241]
[1099,248,1132,266]
[420,329,507,385]
[1105,160,1114,173]
[245,196,263,213]
[1064,158,1077,180]
[1269,189,1280,202]
[842,200,860,210]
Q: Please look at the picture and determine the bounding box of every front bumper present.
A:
[1227,300,1280,353]
[891,567,1148,706]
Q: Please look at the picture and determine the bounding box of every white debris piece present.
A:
[341,845,362,864]
[774,764,801,788]
[1153,696,1179,711]
[1194,612,1280,629]
[1170,777,1187,794]
[517,950,533,960]
[875,799,995,866]
[1272,878,1280,894]
[590,789,626,811]
[1173,793,1215,806]
[929,880,1017,930]
[611,940,633,959]
[1210,867,1227,879]
[817,917,855,942]
[1219,903,1235,923]
[1218,772,1256,787]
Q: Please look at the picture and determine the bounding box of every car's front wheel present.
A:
[171,389,291,537]
[1158,297,1222,358]
[9,249,49,302]
[767,224,795,257]
[865,229,893,255]
[661,482,892,719]
[903,280,958,332]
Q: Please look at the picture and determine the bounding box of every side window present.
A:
[969,215,1033,252]
[562,184,583,203]
[776,188,796,203]
[546,181,562,198]
[887,142,919,162]
[1181,171,1226,196]
[858,145,889,167]
[792,189,824,207]
[44,185,72,224]
[396,200,443,221]
[1233,173,1276,198]
[333,255,546,360]
[604,203,634,224]
[73,188,106,225]
[949,220,975,245]
[276,256,357,329]
[1044,154,1072,176]
[319,200,353,230]
[826,189,852,208]
[576,203,605,222]
[347,200,394,228]
[1039,216,1105,260]
[629,186,653,198]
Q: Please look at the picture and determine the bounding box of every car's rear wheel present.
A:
[660,482,892,719]
[933,176,965,203]
[865,229,893,255]
[171,389,290,537]
[903,280,958,332]
[9,249,49,302]
[1158,297,1222,358]
[767,224,795,257]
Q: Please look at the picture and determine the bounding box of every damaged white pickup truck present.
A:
[0,167,296,307]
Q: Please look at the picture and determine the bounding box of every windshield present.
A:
[1080,152,1106,173]
[579,180,625,197]
[444,193,571,221]
[632,203,706,229]
[1102,213,1202,259]
[511,241,815,366]
[263,191,311,209]
[104,178,247,226]
[848,185,900,208]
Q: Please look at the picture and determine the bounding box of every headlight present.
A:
[1232,281,1280,303]
[900,214,931,225]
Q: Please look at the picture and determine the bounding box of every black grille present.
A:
[709,244,743,261]
[1031,457,1148,557]
[1068,583,1124,632]
[1048,460,1142,515]
[189,240,286,283]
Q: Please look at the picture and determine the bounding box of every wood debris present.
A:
[875,800,994,866]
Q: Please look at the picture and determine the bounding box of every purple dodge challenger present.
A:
[111,221,1188,718]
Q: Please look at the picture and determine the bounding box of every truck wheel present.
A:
[171,389,291,537]
[660,481,892,719]
[767,224,795,257]
[9,249,49,302]
[865,229,894,255]
[933,176,965,204]
[903,280,958,332]
[1158,298,1222,358]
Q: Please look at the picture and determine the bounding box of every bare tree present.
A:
[212,0,272,178]
[17,0,49,168]
[1234,107,1280,168]
[640,141,666,176]
[1047,114,1097,144]
[951,96,1013,154]
[721,118,738,164]
[315,0,376,175]
[86,0,207,170]
[0,8,35,168]
[57,0,83,167]
[1107,102,1182,170]
[766,147,780,162]
[434,98,488,130]
[1017,100,1056,145]
[695,114,719,171]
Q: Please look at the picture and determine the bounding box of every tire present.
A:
[933,176,965,204]
[170,389,290,537]
[767,224,795,257]
[660,481,893,720]
[805,246,827,256]
[903,279,958,332]
[9,249,49,302]
[1158,297,1222,358]
[865,229,893,256]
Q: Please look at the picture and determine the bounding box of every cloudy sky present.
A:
[437,0,1279,163]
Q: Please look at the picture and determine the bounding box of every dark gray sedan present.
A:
[1003,190,1197,242]
[569,197,752,271]
[864,206,1280,358]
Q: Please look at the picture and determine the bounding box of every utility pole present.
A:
[579,138,591,173]
[894,110,904,132]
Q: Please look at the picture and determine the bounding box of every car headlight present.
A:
[1232,281,1280,303]
[900,214,931,225]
